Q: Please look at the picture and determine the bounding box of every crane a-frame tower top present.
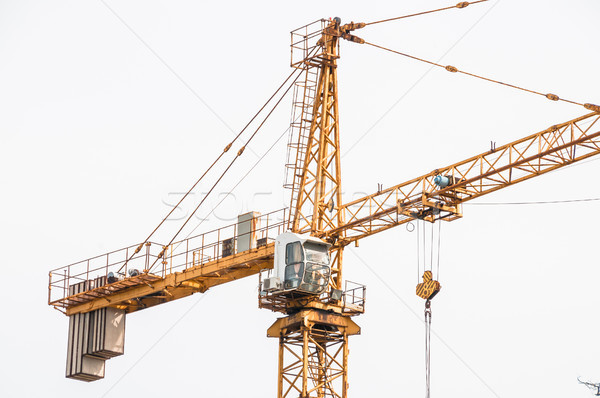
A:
[48,4,600,396]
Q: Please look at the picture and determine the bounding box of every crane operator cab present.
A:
[269,232,331,295]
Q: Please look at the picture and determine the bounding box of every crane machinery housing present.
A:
[47,3,600,397]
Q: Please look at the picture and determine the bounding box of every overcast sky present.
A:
[2,1,600,397]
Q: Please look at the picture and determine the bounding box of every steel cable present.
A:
[364,41,600,112]
[422,220,426,274]
[417,220,421,283]
[365,1,490,26]
[116,66,305,274]
[425,300,433,398]
[430,221,434,273]
[172,121,294,252]
[467,197,600,206]
[436,221,441,280]
[147,64,306,272]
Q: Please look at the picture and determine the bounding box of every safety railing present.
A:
[290,19,329,68]
[48,209,288,308]
[342,280,366,314]
[257,272,366,315]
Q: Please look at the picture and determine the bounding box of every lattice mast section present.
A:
[268,310,359,398]
[287,19,347,291]
[291,22,344,237]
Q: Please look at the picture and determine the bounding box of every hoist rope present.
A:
[422,219,426,271]
[147,65,306,272]
[416,219,443,282]
[425,300,433,398]
[117,67,304,274]
[364,41,600,112]
[430,221,434,273]
[416,220,421,283]
[436,221,441,280]
[415,220,440,398]
[365,1,490,26]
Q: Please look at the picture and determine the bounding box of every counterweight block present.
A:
[65,281,126,382]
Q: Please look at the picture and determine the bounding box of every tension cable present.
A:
[365,1,490,27]
[146,61,308,273]
[116,65,305,275]
[364,41,600,113]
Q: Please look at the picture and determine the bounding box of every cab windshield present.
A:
[303,242,329,265]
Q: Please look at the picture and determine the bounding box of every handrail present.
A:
[48,208,288,308]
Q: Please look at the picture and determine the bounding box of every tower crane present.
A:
[48,3,600,397]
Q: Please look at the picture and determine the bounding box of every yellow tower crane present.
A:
[48,4,600,397]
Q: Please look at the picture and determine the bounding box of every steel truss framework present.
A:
[268,310,360,398]
[274,23,362,397]
[290,20,348,292]
[292,24,343,237]
[322,112,600,243]
[58,111,599,316]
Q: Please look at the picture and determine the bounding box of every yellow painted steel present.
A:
[62,243,275,315]
[267,309,359,398]
[290,19,349,293]
[267,21,366,397]
[323,112,600,244]
[416,271,441,300]
[267,309,361,337]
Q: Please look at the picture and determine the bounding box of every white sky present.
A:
[1,0,600,397]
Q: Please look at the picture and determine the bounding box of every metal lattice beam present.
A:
[322,112,600,244]
[268,310,359,398]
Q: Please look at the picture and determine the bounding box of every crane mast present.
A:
[266,18,364,397]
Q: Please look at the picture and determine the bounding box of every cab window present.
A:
[286,242,303,264]
[303,242,329,265]
[284,242,304,289]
